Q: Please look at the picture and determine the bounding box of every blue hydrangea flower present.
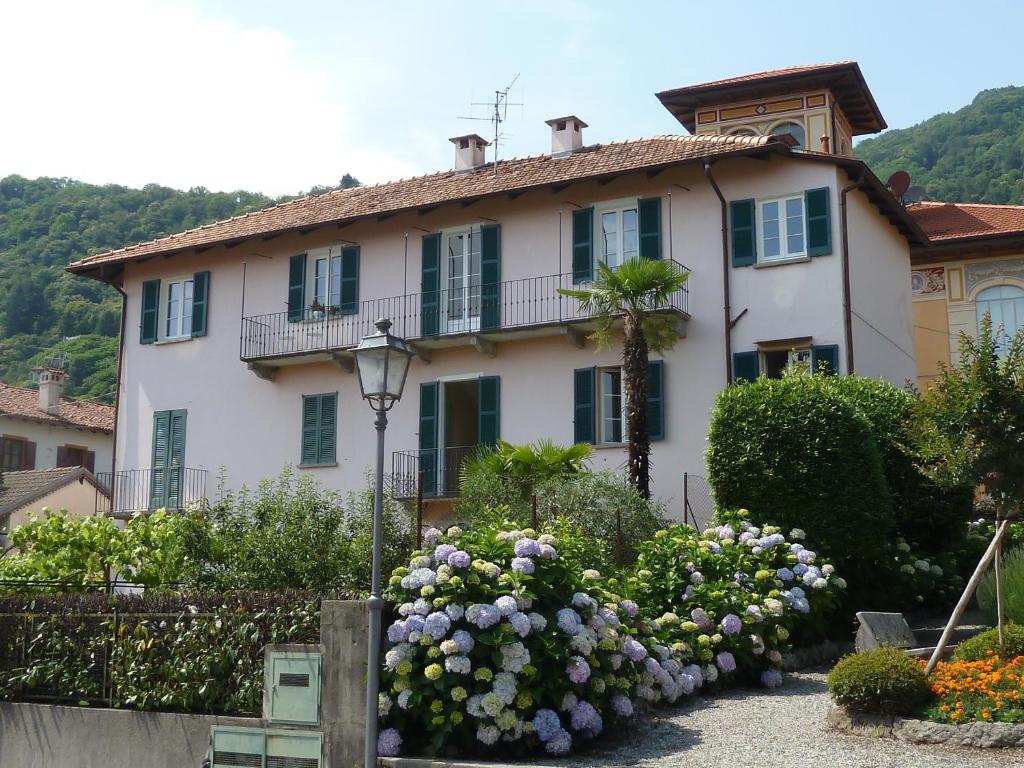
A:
[423,611,451,640]
[514,538,541,557]
[511,556,535,574]
[721,614,742,635]
[715,651,737,673]
[569,700,603,736]
[761,668,784,688]
[447,550,471,569]
[531,708,562,742]
[378,728,402,757]
[494,595,518,616]
[556,608,583,635]
[610,694,633,717]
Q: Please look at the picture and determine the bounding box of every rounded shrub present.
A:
[828,648,932,715]
[953,624,1024,661]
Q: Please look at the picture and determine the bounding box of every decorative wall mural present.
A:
[911,267,946,296]
[964,257,1024,296]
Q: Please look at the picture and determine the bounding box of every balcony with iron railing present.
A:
[239,261,690,372]
[94,468,208,517]
[391,445,477,501]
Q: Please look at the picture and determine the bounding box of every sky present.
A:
[1,0,1022,197]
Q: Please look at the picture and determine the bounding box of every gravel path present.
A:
[554,670,1021,768]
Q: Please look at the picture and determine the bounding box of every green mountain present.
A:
[856,86,1024,204]
[0,174,358,403]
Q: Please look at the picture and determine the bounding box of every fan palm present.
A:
[559,258,688,498]
[460,439,593,498]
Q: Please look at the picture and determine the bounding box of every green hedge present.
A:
[0,591,335,713]
[953,624,1024,661]
[828,648,932,714]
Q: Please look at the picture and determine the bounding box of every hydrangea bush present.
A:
[625,511,845,683]
[378,519,704,758]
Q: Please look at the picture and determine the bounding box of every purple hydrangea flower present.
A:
[452,629,475,653]
[777,567,794,582]
[761,668,784,688]
[538,543,557,560]
[738,531,756,543]
[405,614,425,633]
[447,550,471,569]
[511,557,535,574]
[532,708,562,742]
[387,620,410,643]
[494,595,518,616]
[690,571,705,586]
[619,600,639,618]
[567,655,591,684]
[556,608,583,635]
[721,614,742,636]
[545,728,572,755]
[509,611,532,638]
[691,608,713,632]
[611,694,633,717]
[796,549,816,564]
[715,651,737,673]
[570,700,603,735]
[514,538,541,557]
[623,637,647,662]
[793,563,809,576]
[434,543,456,562]
[468,603,501,629]
[377,728,401,757]
[424,611,451,640]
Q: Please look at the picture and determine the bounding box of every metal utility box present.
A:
[209,726,322,768]
[263,645,322,726]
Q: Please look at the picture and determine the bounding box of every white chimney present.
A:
[546,116,587,157]
[35,367,66,415]
[449,134,489,172]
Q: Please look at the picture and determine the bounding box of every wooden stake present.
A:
[926,520,1008,675]
[995,508,1006,652]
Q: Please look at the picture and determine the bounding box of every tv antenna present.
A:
[459,73,523,175]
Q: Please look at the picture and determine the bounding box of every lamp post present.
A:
[352,318,413,768]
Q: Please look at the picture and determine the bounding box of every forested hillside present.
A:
[856,86,1024,204]
[0,175,357,402]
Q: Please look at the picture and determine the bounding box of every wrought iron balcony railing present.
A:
[240,261,689,363]
[391,445,479,500]
[94,468,207,516]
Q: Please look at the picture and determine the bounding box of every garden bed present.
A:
[827,705,1024,748]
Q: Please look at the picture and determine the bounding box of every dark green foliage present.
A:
[856,86,1024,204]
[978,549,1024,626]
[707,375,894,565]
[828,648,932,715]
[0,174,358,401]
[0,591,331,713]
[953,624,1024,661]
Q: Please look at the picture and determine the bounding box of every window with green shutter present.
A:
[572,208,594,284]
[480,224,501,330]
[732,351,760,383]
[191,271,210,336]
[150,409,186,510]
[573,367,596,444]
[805,187,832,256]
[300,393,337,466]
[287,254,307,322]
[647,360,665,441]
[478,376,500,446]
[811,344,840,375]
[638,197,662,260]
[140,279,161,344]
[339,246,360,314]
[419,382,439,495]
[729,200,756,267]
[421,233,441,336]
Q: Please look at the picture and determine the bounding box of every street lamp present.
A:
[352,317,413,768]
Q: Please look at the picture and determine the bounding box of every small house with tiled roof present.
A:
[67,62,923,518]
[907,201,1024,389]
[0,369,113,478]
[0,467,107,545]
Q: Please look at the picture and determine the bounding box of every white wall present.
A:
[0,416,113,474]
[113,153,908,518]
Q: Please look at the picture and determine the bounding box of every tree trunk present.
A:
[623,314,650,499]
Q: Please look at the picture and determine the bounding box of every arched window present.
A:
[770,121,805,149]
[976,284,1024,353]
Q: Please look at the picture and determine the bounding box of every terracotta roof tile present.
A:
[907,202,1024,242]
[68,134,787,273]
[0,383,114,433]
[0,467,96,518]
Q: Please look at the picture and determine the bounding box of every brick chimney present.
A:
[449,134,489,172]
[546,116,587,157]
[35,367,66,415]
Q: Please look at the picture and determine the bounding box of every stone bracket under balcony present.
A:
[239,263,690,370]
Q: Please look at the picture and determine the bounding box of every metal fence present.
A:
[683,472,715,531]
[93,468,208,515]
[392,445,478,500]
[240,261,690,362]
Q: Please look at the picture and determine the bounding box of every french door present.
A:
[445,229,482,333]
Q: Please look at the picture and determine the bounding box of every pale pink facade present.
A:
[110,153,915,517]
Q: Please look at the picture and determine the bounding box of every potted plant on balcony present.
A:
[327,304,339,317]
[310,299,325,320]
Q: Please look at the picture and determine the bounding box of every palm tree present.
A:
[559,258,688,498]
[460,439,593,499]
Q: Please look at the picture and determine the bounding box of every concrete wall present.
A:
[0,415,113,474]
[111,153,914,517]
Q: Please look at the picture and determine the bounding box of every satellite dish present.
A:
[905,186,926,204]
[887,171,911,198]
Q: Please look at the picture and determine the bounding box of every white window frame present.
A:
[761,347,811,379]
[593,198,640,271]
[305,244,346,315]
[756,194,806,264]
[975,284,1024,356]
[597,366,628,445]
[161,275,194,340]
[768,120,806,149]
[441,225,483,334]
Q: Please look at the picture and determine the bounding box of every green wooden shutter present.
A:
[732,351,760,383]
[191,271,210,337]
[647,360,665,441]
[288,254,307,322]
[421,234,441,336]
[805,187,832,256]
[167,409,187,509]
[572,207,594,283]
[149,410,171,509]
[480,224,501,330]
[141,279,160,344]
[573,367,596,445]
[419,382,439,495]
[478,376,500,446]
[730,199,757,267]
[300,395,320,465]
[339,247,360,315]
[638,197,662,260]
[811,344,840,376]
[318,393,338,462]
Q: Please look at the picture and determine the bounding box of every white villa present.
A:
[68,62,925,518]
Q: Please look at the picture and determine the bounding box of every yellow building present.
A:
[908,202,1024,389]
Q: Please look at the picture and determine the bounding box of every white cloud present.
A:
[0,0,420,195]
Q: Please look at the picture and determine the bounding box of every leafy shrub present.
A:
[928,655,1024,724]
[177,467,414,592]
[379,518,706,758]
[828,648,932,714]
[627,513,845,662]
[953,624,1024,662]
[459,440,593,500]
[977,549,1024,626]
[0,591,330,713]
[885,538,965,611]
[457,469,666,567]
[708,375,894,567]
